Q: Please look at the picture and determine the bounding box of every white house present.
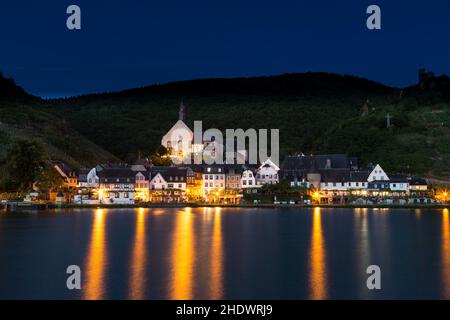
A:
[97,168,135,204]
[367,164,389,182]
[76,167,99,189]
[319,181,349,191]
[241,169,258,189]
[150,168,187,191]
[202,166,225,197]
[135,171,150,202]
[74,167,101,204]
[318,170,350,191]
[389,178,410,194]
[164,168,187,191]
[256,159,280,185]
[149,168,188,202]
[408,177,428,191]
[346,171,370,190]
[150,172,168,190]
[86,168,99,188]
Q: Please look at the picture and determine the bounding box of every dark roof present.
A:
[178,164,251,174]
[389,177,409,183]
[134,170,150,179]
[319,169,350,183]
[160,168,188,182]
[133,159,147,165]
[77,168,91,175]
[224,164,248,174]
[186,164,204,173]
[98,168,136,183]
[149,167,186,176]
[408,177,427,185]
[389,175,426,185]
[200,165,225,174]
[281,154,354,172]
[349,171,369,182]
[77,168,91,182]
[149,166,172,176]
[95,163,129,172]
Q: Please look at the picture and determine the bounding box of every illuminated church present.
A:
[161,102,204,164]
[161,102,246,165]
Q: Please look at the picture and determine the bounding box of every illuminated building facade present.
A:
[98,167,136,204]
[149,167,188,203]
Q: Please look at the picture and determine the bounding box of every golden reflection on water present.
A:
[83,209,107,300]
[209,207,223,299]
[354,208,370,298]
[309,207,327,300]
[415,209,422,220]
[442,208,450,298]
[129,208,147,300]
[169,207,195,299]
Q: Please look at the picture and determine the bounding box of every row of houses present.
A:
[53,159,280,204]
[281,154,432,204]
[51,153,435,205]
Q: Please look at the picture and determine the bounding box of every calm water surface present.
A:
[0,207,449,299]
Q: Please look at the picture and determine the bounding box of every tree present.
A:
[150,145,172,166]
[4,139,48,191]
[35,164,64,193]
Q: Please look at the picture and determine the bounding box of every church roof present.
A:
[162,119,193,142]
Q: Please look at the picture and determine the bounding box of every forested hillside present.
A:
[2,71,449,180]
[46,73,396,162]
[0,73,118,172]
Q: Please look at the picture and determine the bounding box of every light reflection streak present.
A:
[442,209,450,298]
[169,207,195,299]
[129,208,147,299]
[415,209,422,220]
[355,208,370,298]
[309,207,327,300]
[83,209,107,300]
[209,207,223,299]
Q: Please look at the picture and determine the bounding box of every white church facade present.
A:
[161,102,247,165]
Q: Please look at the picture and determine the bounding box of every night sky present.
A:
[1,0,449,97]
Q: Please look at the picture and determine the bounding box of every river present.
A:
[0,207,449,299]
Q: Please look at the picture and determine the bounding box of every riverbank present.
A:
[3,202,449,212]
[49,203,450,210]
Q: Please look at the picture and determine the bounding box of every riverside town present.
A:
[1,103,448,210]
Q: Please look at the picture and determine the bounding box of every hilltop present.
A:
[0,73,118,172]
[2,71,450,180]
[313,72,450,179]
[45,72,396,161]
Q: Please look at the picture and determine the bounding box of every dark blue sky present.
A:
[1,0,449,97]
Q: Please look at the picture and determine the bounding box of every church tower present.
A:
[179,100,187,122]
